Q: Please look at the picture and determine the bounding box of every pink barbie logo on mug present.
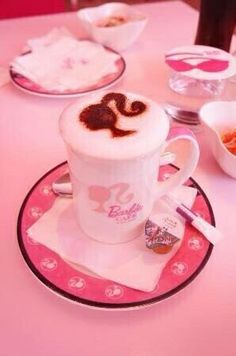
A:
[88,183,142,224]
[59,91,200,244]
[107,203,143,224]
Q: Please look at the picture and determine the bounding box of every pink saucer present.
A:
[10,49,125,98]
[17,162,213,310]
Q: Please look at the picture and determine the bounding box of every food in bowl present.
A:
[200,100,236,179]
[97,15,127,27]
[77,2,147,51]
[221,128,236,155]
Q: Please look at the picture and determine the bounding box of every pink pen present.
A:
[163,195,222,245]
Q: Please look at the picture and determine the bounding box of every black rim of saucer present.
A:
[17,162,214,310]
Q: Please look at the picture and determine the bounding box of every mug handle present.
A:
[155,127,200,199]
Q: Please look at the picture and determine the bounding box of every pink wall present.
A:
[0,0,66,19]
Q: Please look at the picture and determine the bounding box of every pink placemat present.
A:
[17,162,213,310]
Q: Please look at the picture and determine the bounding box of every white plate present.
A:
[9,48,126,99]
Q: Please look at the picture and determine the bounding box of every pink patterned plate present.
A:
[17,162,214,310]
[9,48,126,98]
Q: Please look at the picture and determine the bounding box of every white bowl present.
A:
[200,101,236,178]
[77,2,147,52]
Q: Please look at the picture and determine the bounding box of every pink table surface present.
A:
[1,1,236,355]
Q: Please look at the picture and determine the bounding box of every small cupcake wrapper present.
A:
[145,225,180,249]
[145,219,158,237]
[145,218,180,250]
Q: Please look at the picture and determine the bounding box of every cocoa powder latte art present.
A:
[59,91,169,160]
[79,92,147,137]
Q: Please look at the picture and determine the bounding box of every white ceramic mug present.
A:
[59,91,199,244]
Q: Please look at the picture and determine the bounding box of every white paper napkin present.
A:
[27,185,197,292]
[11,29,121,91]
[26,27,76,51]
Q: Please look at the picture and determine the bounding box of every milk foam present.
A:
[59,91,169,160]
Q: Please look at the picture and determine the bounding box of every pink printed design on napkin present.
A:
[18,163,213,307]
[61,57,76,70]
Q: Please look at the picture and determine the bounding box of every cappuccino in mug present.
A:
[59,91,199,244]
